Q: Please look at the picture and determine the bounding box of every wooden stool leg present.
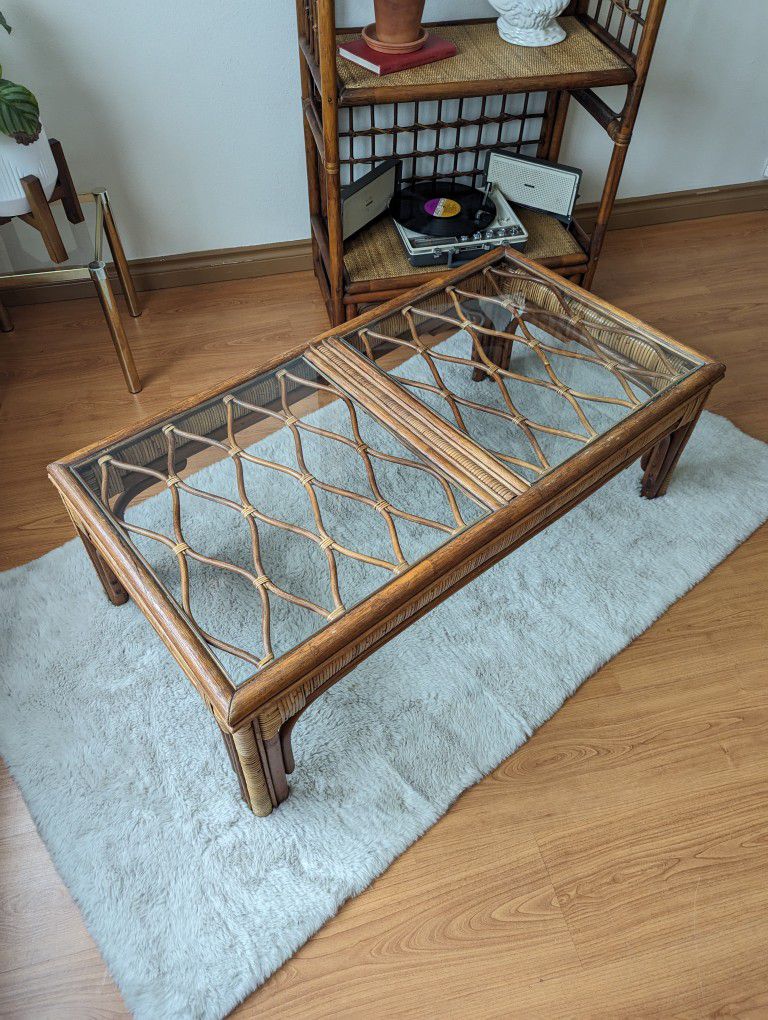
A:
[99,192,141,318]
[88,260,142,394]
[0,299,13,332]
[20,175,68,263]
[48,139,85,224]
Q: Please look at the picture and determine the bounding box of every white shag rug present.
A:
[1,332,767,1020]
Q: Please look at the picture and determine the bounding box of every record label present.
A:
[424,197,461,219]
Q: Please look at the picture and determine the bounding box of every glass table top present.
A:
[71,255,702,686]
[335,257,703,488]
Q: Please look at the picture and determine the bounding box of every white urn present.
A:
[487,0,569,46]
[0,126,58,218]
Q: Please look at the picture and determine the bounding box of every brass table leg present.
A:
[98,191,141,318]
[89,260,142,394]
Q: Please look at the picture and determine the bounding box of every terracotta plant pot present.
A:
[363,0,428,53]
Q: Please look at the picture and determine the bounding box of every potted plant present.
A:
[0,11,57,217]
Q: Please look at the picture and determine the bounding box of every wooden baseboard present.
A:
[575,179,768,234]
[4,180,766,306]
[3,237,315,306]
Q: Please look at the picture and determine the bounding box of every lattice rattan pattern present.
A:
[338,92,547,189]
[353,263,687,482]
[482,263,686,382]
[95,371,470,675]
[587,0,648,58]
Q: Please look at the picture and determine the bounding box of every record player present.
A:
[341,151,581,269]
[390,179,528,268]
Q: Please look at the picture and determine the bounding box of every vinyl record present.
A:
[389,181,496,238]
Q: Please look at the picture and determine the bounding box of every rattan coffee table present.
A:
[49,250,724,815]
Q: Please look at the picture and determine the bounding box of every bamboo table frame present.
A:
[48,249,724,816]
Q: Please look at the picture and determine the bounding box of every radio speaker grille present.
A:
[486,152,579,220]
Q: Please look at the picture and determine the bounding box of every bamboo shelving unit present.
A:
[295,0,666,325]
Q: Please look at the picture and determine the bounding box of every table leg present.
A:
[89,260,142,394]
[70,515,129,605]
[99,191,141,319]
[0,299,13,332]
[263,734,290,804]
[222,718,293,814]
[640,408,703,499]
[226,723,277,816]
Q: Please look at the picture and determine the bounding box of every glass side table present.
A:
[0,186,143,393]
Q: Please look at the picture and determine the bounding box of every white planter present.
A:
[487,0,569,46]
[0,126,58,217]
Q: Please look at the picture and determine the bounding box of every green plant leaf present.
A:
[0,80,40,142]
[0,12,11,34]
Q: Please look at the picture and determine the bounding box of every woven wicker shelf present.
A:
[344,209,586,289]
[336,18,633,106]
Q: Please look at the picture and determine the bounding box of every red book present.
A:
[338,35,457,76]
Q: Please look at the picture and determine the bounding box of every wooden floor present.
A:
[1,213,767,1018]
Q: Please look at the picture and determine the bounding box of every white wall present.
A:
[563,1,768,202]
[1,0,766,270]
